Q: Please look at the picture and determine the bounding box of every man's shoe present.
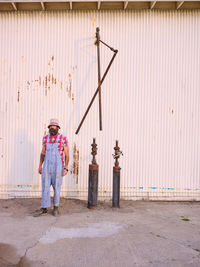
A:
[52,206,59,217]
[33,208,48,217]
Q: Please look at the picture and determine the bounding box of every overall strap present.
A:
[56,134,60,143]
[47,134,50,143]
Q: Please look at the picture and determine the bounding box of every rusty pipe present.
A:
[99,40,117,53]
[75,50,118,135]
[88,138,99,209]
[112,140,122,208]
[96,27,102,131]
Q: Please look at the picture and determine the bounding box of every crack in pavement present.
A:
[16,217,59,266]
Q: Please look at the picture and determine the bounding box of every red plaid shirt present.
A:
[42,133,68,164]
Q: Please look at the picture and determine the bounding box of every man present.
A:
[35,118,69,217]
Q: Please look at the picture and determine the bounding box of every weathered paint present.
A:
[71,143,79,184]
[0,10,200,200]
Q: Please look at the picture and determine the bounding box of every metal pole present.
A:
[99,40,117,52]
[96,27,102,131]
[75,50,118,134]
[112,140,123,208]
[88,138,99,209]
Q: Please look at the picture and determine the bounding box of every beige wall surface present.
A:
[0,10,200,200]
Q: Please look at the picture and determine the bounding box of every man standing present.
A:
[35,118,69,217]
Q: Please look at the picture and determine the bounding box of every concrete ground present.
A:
[0,199,200,267]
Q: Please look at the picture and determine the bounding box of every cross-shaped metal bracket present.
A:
[75,27,118,134]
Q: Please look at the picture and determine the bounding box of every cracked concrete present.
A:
[0,199,200,266]
[17,216,61,266]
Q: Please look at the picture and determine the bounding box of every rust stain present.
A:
[72,143,79,184]
[27,81,30,90]
[72,93,75,105]
[76,150,79,184]
[22,57,76,101]
[68,73,72,98]
[48,73,51,82]
[169,107,174,115]
[92,17,96,28]
[45,76,47,88]
[17,89,20,102]
[44,76,48,96]
[52,74,56,84]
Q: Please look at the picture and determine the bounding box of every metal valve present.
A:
[112,140,122,208]
[112,140,123,168]
[112,150,123,159]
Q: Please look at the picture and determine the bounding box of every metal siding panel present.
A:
[0,10,200,200]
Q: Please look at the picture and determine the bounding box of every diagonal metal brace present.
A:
[96,27,102,131]
[75,49,118,135]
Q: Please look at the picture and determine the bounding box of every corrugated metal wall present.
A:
[0,10,200,200]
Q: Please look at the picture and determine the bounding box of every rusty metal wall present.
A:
[0,10,200,200]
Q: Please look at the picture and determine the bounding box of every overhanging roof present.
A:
[0,0,200,11]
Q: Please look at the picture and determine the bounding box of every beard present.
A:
[49,128,58,136]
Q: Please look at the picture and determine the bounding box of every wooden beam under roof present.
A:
[150,1,156,9]
[97,0,100,9]
[69,1,72,9]
[41,1,45,10]
[11,2,17,10]
[176,1,184,9]
[0,1,199,12]
[124,1,128,9]
[97,0,101,9]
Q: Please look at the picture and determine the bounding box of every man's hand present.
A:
[62,169,68,176]
[63,146,69,177]
[38,165,42,174]
[38,149,45,175]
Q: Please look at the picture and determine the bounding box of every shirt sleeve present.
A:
[63,136,68,147]
[42,136,47,146]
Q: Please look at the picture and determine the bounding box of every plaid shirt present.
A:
[42,133,68,164]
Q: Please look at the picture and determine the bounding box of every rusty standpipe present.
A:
[112,140,123,208]
[96,27,102,131]
[88,138,99,209]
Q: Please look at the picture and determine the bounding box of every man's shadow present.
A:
[8,129,34,197]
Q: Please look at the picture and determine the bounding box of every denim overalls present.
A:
[41,134,63,208]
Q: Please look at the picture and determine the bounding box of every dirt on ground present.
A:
[0,199,200,267]
[0,198,138,218]
[0,198,197,218]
